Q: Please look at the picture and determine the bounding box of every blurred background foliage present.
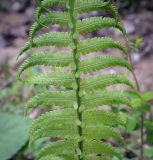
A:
[119,0,153,11]
[0,0,153,160]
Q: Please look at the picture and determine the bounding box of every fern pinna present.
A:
[17,0,136,160]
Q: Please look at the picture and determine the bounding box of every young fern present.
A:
[17,0,138,159]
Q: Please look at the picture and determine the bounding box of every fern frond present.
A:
[78,37,128,55]
[81,73,135,91]
[18,32,71,57]
[77,17,126,36]
[25,91,76,113]
[25,72,75,88]
[18,1,134,159]
[84,140,121,159]
[81,91,130,109]
[80,55,132,74]
[18,51,72,77]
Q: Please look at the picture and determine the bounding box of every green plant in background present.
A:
[129,37,143,54]
[0,113,31,160]
[127,91,153,159]
[17,0,153,160]
[126,36,153,159]
[0,57,45,160]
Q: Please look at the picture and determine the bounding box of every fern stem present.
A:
[68,1,83,159]
[126,39,144,160]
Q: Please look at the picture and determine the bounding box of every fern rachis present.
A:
[17,0,139,159]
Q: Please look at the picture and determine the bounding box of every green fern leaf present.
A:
[37,140,76,160]
[75,0,115,15]
[78,37,128,55]
[30,109,75,135]
[84,140,121,159]
[25,91,76,113]
[80,55,132,74]
[18,32,71,57]
[83,110,125,126]
[41,0,67,8]
[18,51,72,78]
[25,72,75,88]
[30,124,77,145]
[84,124,124,143]
[81,73,135,91]
[81,91,131,109]
[77,17,126,36]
